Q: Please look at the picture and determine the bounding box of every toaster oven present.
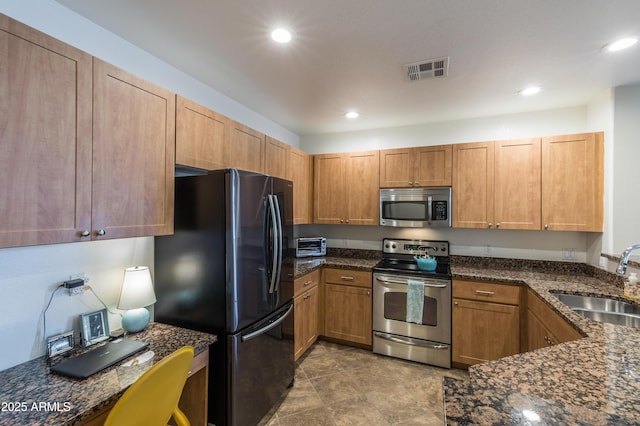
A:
[295,237,326,258]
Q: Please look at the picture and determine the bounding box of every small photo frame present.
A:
[80,309,110,346]
[47,330,74,358]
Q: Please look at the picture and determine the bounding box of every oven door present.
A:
[373,273,451,344]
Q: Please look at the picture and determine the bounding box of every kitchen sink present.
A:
[572,308,640,328]
[550,292,640,327]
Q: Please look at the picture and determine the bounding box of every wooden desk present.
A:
[0,323,216,425]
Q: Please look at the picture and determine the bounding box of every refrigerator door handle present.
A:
[241,304,294,342]
[267,194,278,294]
[272,194,283,293]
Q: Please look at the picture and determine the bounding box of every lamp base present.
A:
[121,308,150,333]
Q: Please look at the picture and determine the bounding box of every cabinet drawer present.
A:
[294,269,320,297]
[324,268,372,288]
[453,280,520,305]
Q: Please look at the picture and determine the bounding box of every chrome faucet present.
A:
[617,243,640,275]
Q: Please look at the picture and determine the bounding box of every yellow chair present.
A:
[104,345,194,426]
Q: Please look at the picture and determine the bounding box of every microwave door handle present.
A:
[427,195,432,223]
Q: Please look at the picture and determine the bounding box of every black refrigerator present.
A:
[154,168,294,426]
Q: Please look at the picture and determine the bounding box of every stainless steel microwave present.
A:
[380,188,452,228]
[295,237,326,257]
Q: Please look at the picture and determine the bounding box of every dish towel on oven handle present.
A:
[406,279,425,324]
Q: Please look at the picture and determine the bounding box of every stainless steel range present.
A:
[372,238,451,368]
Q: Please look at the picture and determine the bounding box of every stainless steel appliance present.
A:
[379,187,451,228]
[154,169,294,426]
[372,238,452,368]
[295,236,326,257]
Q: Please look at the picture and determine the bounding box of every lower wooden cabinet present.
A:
[452,280,521,367]
[323,268,372,346]
[294,270,320,360]
[527,290,582,351]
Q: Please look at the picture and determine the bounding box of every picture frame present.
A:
[47,330,74,358]
[80,309,110,346]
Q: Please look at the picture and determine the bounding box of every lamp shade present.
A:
[118,266,157,310]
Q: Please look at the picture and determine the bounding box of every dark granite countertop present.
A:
[445,260,640,425]
[0,322,216,425]
[293,254,380,278]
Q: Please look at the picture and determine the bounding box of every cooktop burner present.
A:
[373,238,451,279]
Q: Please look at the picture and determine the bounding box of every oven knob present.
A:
[384,244,389,249]
[392,244,396,249]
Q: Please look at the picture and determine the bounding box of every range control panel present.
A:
[382,238,449,257]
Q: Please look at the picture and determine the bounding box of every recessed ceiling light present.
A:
[345,111,359,119]
[605,37,638,52]
[519,86,541,96]
[271,28,292,44]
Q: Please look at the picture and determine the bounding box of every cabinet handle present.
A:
[414,181,420,186]
[408,182,413,186]
[80,230,90,237]
[345,219,349,224]
[340,276,355,281]
[475,290,495,296]
[366,290,371,296]
[496,223,501,228]
[454,301,459,306]
[96,229,106,236]
[304,294,310,300]
[340,219,344,223]
[544,224,549,230]
[488,223,493,228]
[303,280,313,286]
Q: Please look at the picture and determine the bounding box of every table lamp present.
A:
[118,266,157,333]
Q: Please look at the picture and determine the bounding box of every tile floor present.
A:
[262,340,468,425]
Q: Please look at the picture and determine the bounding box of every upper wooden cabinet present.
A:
[494,138,541,230]
[452,142,495,228]
[264,136,290,179]
[313,151,379,225]
[287,147,311,224]
[541,132,604,232]
[0,15,93,248]
[176,95,229,170]
[228,121,265,174]
[379,145,452,187]
[453,138,542,230]
[92,59,175,239]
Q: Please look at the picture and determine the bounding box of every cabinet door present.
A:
[452,298,519,366]
[379,148,414,187]
[527,310,551,351]
[494,138,541,230]
[313,153,346,224]
[264,136,289,179]
[92,58,175,239]
[541,132,604,231]
[344,150,379,225]
[293,292,305,359]
[324,283,372,345]
[303,285,319,350]
[0,15,92,248]
[287,147,311,224]
[176,95,229,170]
[452,142,494,228]
[228,121,265,174]
[414,145,452,187]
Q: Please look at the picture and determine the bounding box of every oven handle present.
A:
[374,331,449,350]
[375,275,448,288]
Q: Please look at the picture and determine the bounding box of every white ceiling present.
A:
[55,0,640,136]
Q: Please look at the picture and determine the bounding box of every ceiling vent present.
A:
[404,57,449,82]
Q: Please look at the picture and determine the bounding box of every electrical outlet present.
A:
[64,274,88,296]
[599,256,608,269]
[562,248,577,260]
